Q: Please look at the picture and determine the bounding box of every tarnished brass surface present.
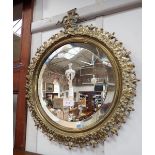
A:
[26,9,138,148]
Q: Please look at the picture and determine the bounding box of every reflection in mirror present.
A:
[38,43,115,129]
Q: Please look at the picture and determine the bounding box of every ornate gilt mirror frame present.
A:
[26,9,138,148]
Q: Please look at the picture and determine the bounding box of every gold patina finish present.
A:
[26,9,138,148]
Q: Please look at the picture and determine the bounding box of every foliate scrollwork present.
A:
[57,8,80,34]
[26,10,138,148]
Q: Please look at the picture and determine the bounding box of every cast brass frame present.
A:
[26,9,138,148]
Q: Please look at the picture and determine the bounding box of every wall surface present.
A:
[26,1,142,155]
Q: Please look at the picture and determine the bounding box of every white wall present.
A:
[26,1,142,155]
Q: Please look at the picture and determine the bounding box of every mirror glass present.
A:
[38,42,116,129]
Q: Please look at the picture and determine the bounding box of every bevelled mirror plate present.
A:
[38,42,115,129]
[26,9,138,148]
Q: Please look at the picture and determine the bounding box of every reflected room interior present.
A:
[38,43,116,129]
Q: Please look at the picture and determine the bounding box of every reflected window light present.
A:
[64,47,82,59]
[13,19,22,37]
[101,57,112,67]
[47,44,83,61]
[57,46,82,59]
[48,44,73,61]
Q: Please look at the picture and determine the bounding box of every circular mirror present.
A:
[38,42,116,129]
[26,24,137,148]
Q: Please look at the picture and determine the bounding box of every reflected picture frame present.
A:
[46,83,54,92]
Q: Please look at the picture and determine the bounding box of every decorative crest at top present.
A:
[58,8,80,32]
